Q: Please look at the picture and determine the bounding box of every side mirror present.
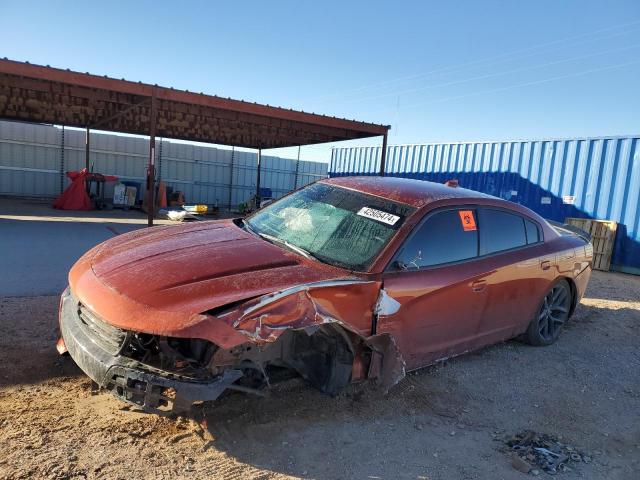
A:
[392,260,408,271]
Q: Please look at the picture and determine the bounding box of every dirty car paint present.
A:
[59,177,593,413]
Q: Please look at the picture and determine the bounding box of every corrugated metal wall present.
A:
[330,136,640,274]
[0,120,327,207]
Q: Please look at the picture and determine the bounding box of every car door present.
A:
[474,208,554,340]
[376,207,493,371]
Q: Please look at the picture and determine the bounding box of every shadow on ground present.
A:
[0,296,82,388]
[192,298,639,479]
[0,272,638,479]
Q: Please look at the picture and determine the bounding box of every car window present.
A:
[246,183,415,271]
[525,219,540,244]
[394,209,479,268]
[478,209,527,255]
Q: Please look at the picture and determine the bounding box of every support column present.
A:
[228,147,235,211]
[379,133,388,176]
[85,126,90,171]
[293,145,301,189]
[255,148,262,208]
[329,147,335,177]
[60,126,65,194]
[147,93,158,227]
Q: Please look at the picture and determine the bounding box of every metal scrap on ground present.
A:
[505,430,593,475]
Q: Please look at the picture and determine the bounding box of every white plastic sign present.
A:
[562,195,576,205]
[541,197,551,205]
[357,207,400,225]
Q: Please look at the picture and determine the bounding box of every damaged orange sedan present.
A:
[58,177,593,414]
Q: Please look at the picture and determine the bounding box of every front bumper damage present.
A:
[59,280,408,415]
[59,288,242,414]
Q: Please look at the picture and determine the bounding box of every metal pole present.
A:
[85,126,90,171]
[60,126,65,194]
[255,148,262,207]
[379,133,388,176]
[329,147,335,177]
[157,138,163,181]
[293,145,301,189]
[147,92,158,227]
[228,146,235,211]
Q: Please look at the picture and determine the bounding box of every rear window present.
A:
[525,219,541,244]
[394,209,479,268]
[479,209,527,255]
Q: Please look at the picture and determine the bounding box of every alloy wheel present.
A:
[537,285,570,342]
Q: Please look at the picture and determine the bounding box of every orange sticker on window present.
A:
[458,210,477,231]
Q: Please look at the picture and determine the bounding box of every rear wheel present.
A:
[524,280,572,346]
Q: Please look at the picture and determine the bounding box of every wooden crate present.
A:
[565,217,617,271]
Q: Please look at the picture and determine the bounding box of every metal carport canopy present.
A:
[0,58,388,148]
[0,58,390,225]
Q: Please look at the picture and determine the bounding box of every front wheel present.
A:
[523,280,572,346]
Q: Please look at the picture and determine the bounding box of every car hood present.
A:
[70,220,346,330]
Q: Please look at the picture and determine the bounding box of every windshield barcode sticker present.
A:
[357,207,400,225]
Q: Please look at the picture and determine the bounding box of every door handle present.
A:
[471,280,486,292]
[540,260,551,271]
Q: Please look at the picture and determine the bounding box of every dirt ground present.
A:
[0,271,638,480]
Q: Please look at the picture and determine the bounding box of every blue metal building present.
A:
[330,135,640,274]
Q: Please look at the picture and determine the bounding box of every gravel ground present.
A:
[0,270,638,479]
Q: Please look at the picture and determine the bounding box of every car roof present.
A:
[321,176,496,209]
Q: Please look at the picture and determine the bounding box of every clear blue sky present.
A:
[1,0,639,162]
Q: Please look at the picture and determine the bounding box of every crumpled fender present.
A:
[205,279,407,390]
[221,279,379,343]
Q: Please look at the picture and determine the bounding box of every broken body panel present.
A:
[58,177,592,414]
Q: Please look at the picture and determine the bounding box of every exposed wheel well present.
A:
[284,323,356,396]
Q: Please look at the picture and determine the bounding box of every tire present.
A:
[523,280,572,346]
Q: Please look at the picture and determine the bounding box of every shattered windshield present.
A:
[246,182,415,271]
